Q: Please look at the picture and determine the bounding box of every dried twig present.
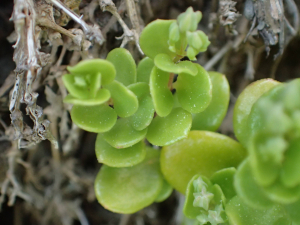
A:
[100,0,143,54]
[50,0,105,45]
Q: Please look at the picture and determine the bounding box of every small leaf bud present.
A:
[187,31,203,50]
[177,7,202,33]
[187,46,197,61]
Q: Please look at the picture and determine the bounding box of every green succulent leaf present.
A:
[106,48,136,86]
[184,175,213,218]
[160,130,246,194]
[233,79,280,147]
[149,66,174,117]
[128,83,155,130]
[71,104,117,133]
[103,118,147,148]
[262,179,300,204]
[136,57,154,84]
[62,74,91,99]
[140,19,177,60]
[146,107,192,146]
[94,148,163,214]
[63,88,110,106]
[67,59,116,85]
[95,134,146,167]
[280,138,300,187]
[191,71,230,131]
[249,133,285,187]
[155,179,173,203]
[211,167,236,200]
[234,159,274,209]
[176,64,212,114]
[154,53,198,76]
[226,196,291,225]
[129,95,155,131]
[284,199,300,225]
[104,80,138,118]
[177,7,202,33]
[128,82,150,98]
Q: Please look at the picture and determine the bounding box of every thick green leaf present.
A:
[262,180,300,204]
[191,71,230,131]
[128,83,155,130]
[226,196,291,225]
[149,66,174,117]
[161,130,246,194]
[284,200,300,225]
[106,48,136,86]
[95,134,146,167]
[95,148,163,214]
[146,107,192,146]
[184,175,212,218]
[184,175,226,223]
[248,133,283,187]
[211,167,236,200]
[280,138,300,187]
[71,104,117,133]
[233,79,280,147]
[67,59,116,85]
[128,82,149,97]
[176,64,212,113]
[129,95,155,131]
[103,118,147,148]
[62,74,90,99]
[155,179,173,202]
[137,57,154,84]
[140,19,177,60]
[63,88,110,106]
[104,80,138,118]
[154,54,198,76]
[234,159,274,209]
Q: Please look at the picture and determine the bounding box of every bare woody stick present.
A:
[50,0,105,45]
[100,0,143,54]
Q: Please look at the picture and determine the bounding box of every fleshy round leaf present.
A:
[140,19,177,60]
[103,118,147,148]
[248,133,283,187]
[280,138,300,187]
[146,107,192,146]
[154,54,198,76]
[67,59,116,85]
[105,80,138,118]
[176,64,212,114]
[149,66,174,117]
[62,74,90,99]
[71,104,117,133]
[128,83,155,130]
[262,180,300,204]
[234,159,274,209]
[155,179,173,202]
[233,79,280,147]
[137,57,154,84]
[129,95,155,131]
[63,89,110,106]
[128,82,150,98]
[284,200,300,224]
[226,196,291,225]
[191,71,230,131]
[211,167,236,200]
[184,175,212,218]
[161,130,246,194]
[95,148,163,214]
[106,48,136,86]
[95,134,146,167]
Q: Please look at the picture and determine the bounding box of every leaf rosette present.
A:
[235,79,300,207]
